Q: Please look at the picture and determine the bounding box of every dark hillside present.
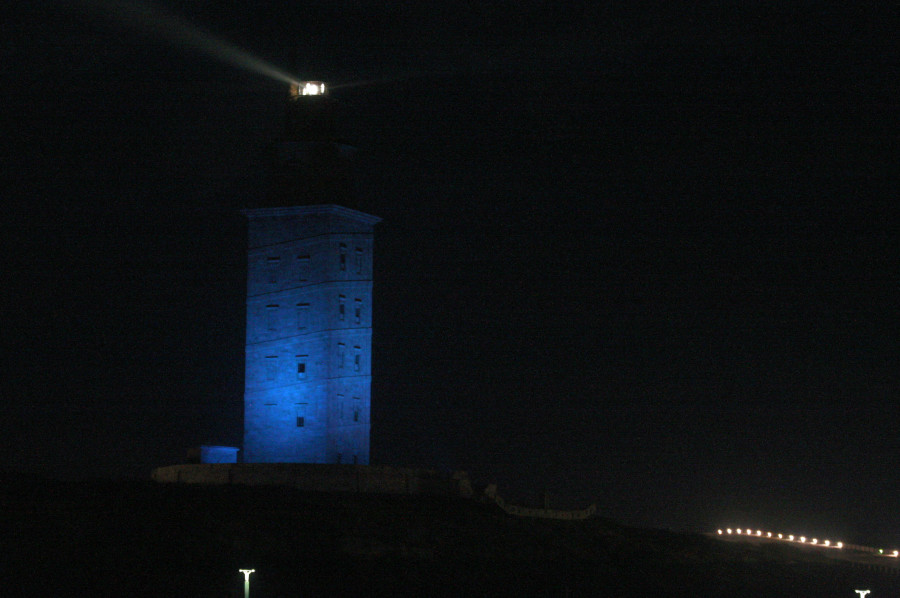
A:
[2,472,893,597]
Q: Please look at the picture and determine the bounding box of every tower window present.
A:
[337,343,345,368]
[295,402,307,427]
[297,255,310,282]
[355,247,364,274]
[353,346,361,372]
[296,303,309,329]
[266,305,278,330]
[296,355,307,380]
[338,295,346,321]
[266,256,280,284]
[296,416,305,427]
[354,298,362,324]
[337,394,344,420]
[265,356,278,381]
[339,243,347,271]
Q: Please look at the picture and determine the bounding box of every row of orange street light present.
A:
[718,528,843,549]
[716,528,900,558]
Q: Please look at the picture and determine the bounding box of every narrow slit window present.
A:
[338,295,346,321]
[265,356,278,381]
[266,305,278,330]
[296,355,308,380]
[296,303,310,330]
[337,343,345,368]
[266,256,280,284]
[355,247,364,274]
[339,243,347,271]
[297,255,310,282]
[354,298,362,324]
[353,346,361,372]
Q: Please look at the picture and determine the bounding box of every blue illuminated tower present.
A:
[242,84,380,464]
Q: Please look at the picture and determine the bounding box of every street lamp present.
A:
[239,569,256,598]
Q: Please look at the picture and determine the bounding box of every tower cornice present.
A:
[241,204,381,226]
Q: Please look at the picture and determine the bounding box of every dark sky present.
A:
[2,1,898,542]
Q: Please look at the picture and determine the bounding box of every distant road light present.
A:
[726,528,732,534]
[717,529,723,534]
[788,535,795,541]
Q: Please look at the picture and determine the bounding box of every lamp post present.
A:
[239,569,255,598]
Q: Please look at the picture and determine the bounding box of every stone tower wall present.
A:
[242,205,380,464]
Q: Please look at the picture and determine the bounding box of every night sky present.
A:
[3,1,897,543]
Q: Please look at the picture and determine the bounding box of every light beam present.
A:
[77,0,301,85]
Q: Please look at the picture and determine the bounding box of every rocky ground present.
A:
[2,471,893,597]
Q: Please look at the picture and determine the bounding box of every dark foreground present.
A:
[2,472,895,597]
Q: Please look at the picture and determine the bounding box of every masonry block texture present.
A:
[242,204,380,465]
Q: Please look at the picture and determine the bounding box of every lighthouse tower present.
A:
[242,83,380,464]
